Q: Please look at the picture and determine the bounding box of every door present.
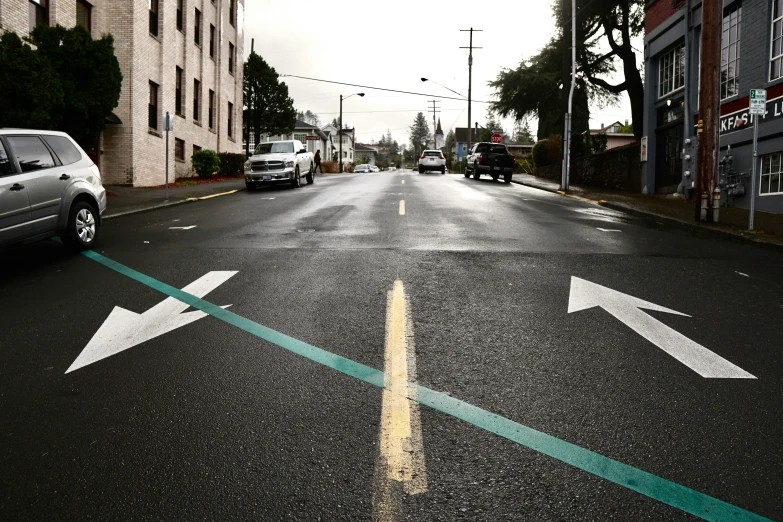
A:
[6,135,64,234]
[0,140,33,245]
[655,104,684,194]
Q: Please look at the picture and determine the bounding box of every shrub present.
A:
[191,149,221,178]
[344,162,355,173]
[321,161,339,173]
[532,140,549,168]
[217,152,245,177]
[545,135,562,166]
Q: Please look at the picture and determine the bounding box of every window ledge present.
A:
[178,27,185,35]
[176,112,185,119]
[193,120,203,127]
[228,136,236,142]
[149,32,162,43]
[195,42,202,49]
[175,158,186,163]
[209,127,216,134]
[148,129,162,137]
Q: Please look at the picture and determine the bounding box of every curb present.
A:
[103,187,245,221]
[510,179,783,250]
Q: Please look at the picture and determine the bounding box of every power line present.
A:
[280,74,490,104]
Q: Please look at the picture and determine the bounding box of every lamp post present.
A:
[420,78,466,99]
[339,92,365,173]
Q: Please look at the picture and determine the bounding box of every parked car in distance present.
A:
[354,164,372,173]
[244,140,314,190]
[0,129,106,250]
[464,142,516,182]
[418,150,446,174]
[371,165,380,173]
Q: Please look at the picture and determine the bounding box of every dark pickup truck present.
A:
[464,142,517,182]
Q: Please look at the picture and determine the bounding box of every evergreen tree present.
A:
[244,52,296,154]
[409,113,431,157]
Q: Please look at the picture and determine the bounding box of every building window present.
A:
[176,0,183,30]
[175,138,185,161]
[658,43,685,99]
[193,79,201,121]
[208,89,215,129]
[194,9,201,45]
[209,24,215,58]
[721,4,741,100]
[193,145,202,158]
[294,134,307,144]
[760,153,783,194]
[29,0,48,30]
[175,67,183,116]
[149,0,158,36]
[76,0,92,32]
[149,81,159,130]
[229,42,235,75]
[772,0,783,79]
[228,102,234,138]
[229,0,235,26]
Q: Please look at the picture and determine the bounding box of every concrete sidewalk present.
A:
[510,173,783,248]
[103,178,246,219]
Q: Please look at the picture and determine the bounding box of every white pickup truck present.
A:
[243,140,315,190]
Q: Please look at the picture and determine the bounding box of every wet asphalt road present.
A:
[1,170,782,521]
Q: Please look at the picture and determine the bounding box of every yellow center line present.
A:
[373,280,427,521]
[399,200,405,215]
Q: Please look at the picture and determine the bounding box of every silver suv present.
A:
[0,129,106,250]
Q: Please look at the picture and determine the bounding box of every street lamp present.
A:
[420,78,466,99]
[340,93,365,173]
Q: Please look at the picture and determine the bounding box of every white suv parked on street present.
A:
[418,150,446,174]
[0,129,107,250]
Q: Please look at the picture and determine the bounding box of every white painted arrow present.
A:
[169,225,197,230]
[568,276,755,379]
[66,271,236,373]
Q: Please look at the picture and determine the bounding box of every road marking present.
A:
[74,250,772,522]
[186,189,238,201]
[735,271,750,277]
[169,225,197,230]
[399,200,405,215]
[66,271,235,373]
[374,281,427,521]
[568,277,755,378]
[401,180,405,184]
[596,228,621,232]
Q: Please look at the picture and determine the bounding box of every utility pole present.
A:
[339,94,344,173]
[460,28,482,154]
[428,100,441,149]
[561,0,576,191]
[695,0,722,222]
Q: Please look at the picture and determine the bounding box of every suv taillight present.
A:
[439,155,444,160]
[420,155,425,159]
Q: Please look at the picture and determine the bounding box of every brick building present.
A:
[0,0,244,187]
[643,0,783,213]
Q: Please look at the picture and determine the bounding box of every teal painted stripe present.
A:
[80,249,774,522]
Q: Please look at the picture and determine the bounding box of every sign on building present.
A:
[640,136,648,162]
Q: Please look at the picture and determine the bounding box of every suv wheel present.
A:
[441,166,446,174]
[419,166,424,174]
[62,200,98,250]
[504,172,512,183]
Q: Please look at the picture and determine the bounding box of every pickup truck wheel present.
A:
[491,173,499,181]
[306,164,314,184]
[473,163,481,179]
[291,167,301,188]
[504,172,512,183]
[245,181,257,191]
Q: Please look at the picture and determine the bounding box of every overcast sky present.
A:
[243,0,637,145]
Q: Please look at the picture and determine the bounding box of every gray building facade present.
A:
[643,0,783,214]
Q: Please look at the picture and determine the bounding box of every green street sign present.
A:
[750,89,767,115]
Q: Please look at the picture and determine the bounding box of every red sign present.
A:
[491,133,503,144]
[305,135,320,140]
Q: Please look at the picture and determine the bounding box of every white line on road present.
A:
[373,280,427,521]
[735,271,750,277]
[596,228,621,232]
[169,226,197,230]
[401,180,405,184]
[399,200,405,215]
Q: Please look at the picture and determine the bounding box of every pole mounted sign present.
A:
[491,133,503,144]
[749,89,765,230]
